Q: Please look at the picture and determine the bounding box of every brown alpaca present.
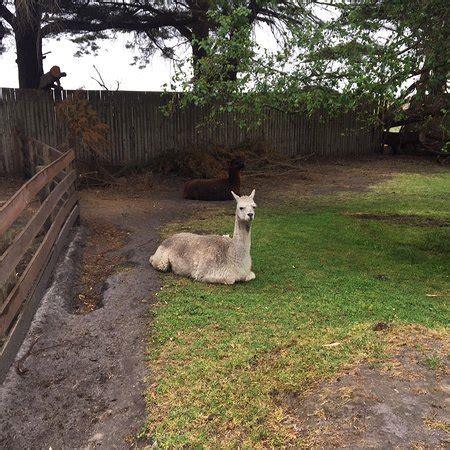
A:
[183,158,244,201]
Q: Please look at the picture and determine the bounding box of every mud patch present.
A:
[350,212,450,227]
[0,182,188,449]
[74,220,130,313]
[285,326,449,448]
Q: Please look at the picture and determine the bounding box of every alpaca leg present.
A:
[149,246,171,272]
[221,277,236,285]
[198,273,235,285]
[244,271,256,282]
[215,277,236,285]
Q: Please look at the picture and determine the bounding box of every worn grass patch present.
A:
[349,213,450,227]
[144,171,450,448]
[423,414,450,433]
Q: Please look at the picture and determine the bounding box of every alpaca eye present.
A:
[239,207,244,210]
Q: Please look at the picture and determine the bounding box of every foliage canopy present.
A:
[170,0,449,134]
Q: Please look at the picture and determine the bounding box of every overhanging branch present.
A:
[41,15,196,37]
[0,3,15,28]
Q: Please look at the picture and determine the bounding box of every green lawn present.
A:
[143,171,449,448]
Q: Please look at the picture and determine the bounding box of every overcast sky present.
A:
[0,4,335,91]
[0,25,281,91]
[0,33,179,91]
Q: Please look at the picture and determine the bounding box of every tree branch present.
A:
[41,14,196,37]
[0,3,15,28]
[91,64,109,90]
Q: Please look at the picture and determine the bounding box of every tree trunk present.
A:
[188,1,246,82]
[189,0,210,80]
[14,0,43,88]
[15,29,42,88]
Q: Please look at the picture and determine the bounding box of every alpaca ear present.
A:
[249,189,256,199]
[231,191,240,201]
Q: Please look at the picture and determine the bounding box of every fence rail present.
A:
[0,88,381,174]
[0,142,79,382]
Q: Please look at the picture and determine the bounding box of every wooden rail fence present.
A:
[0,88,382,174]
[0,141,79,382]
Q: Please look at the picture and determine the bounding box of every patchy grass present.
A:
[144,171,450,448]
[421,353,446,371]
[423,414,450,433]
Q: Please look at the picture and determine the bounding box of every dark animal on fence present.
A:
[183,158,245,201]
[39,66,67,90]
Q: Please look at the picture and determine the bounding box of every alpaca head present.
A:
[231,189,256,223]
[229,158,245,171]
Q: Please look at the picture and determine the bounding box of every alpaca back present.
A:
[183,178,238,201]
[183,158,243,201]
[157,233,232,276]
[161,233,231,259]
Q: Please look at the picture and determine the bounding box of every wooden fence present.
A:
[0,88,381,174]
[0,141,79,382]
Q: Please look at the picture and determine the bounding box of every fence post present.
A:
[42,143,51,166]
[0,232,17,310]
[34,142,56,231]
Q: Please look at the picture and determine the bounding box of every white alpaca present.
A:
[150,190,257,284]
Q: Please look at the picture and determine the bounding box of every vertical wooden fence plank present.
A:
[0,89,380,173]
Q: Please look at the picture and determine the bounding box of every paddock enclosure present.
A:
[0,141,79,381]
[0,88,381,174]
[0,88,380,378]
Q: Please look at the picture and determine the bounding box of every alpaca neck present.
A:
[228,169,241,185]
[232,216,251,254]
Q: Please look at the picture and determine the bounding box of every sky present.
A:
[0,5,334,92]
[0,25,282,91]
[0,33,177,91]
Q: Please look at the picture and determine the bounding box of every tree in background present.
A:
[50,1,309,83]
[2,1,447,153]
[172,0,449,152]
[0,0,46,87]
[137,0,309,82]
[304,0,449,153]
[0,0,196,88]
[0,1,308,87]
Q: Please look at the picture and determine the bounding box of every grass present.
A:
[423,414,450,433]
[143,170,450,448]
[421,353,446,371]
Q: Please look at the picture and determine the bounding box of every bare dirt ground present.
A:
[250,154,446,201]
[1,174,191,449]
[0,156,448,449]
[0,174,24,201]
[288,326,449,448]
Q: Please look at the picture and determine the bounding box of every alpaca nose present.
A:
[247,213,254,219]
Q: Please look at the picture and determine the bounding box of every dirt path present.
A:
[0,157,447,448]
[0,178,197,449]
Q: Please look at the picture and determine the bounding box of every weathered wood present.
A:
[0,170,76,288]
[0,88,381,174]
[0,149,74,236]
[0,191,78,335]
[0,232,17,307]
[0,203,79,383]
[41,143,50,165]
[29,139,63,163]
